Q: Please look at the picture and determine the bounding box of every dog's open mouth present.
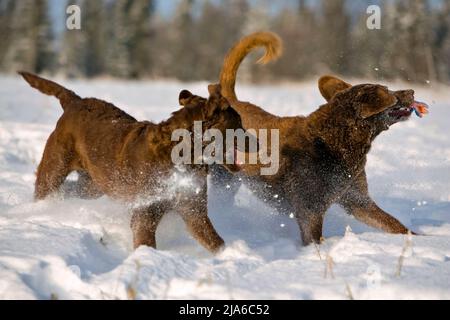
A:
[388,105,413,120]
[234,146,247,169]
[387,101,429,122]
[221,146,243,172]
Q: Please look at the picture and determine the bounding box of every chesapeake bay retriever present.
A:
[211,32,420,245]
[19,72,242,252]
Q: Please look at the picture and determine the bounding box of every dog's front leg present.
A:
[338,171,410,234]
[131,201,170,250]
[177,189,225,254]
[295,212,325,245]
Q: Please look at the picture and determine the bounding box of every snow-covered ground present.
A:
[0,74,449,300]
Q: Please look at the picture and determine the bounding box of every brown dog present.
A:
[212,32,417,245]
[19,72,242,253]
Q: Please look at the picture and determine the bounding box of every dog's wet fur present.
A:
[19,72,242,253]
[202,32,416,245]
[20,31,419,251]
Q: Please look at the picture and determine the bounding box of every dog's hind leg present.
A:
[296,212,324,245]
[181,212,225,254]
[61,171,104,199]
[35,132,73,200]
[75,171,103,199]
[338,171,410,234]
[131,201,170,249]
[209,164,241,205]
[178,190,225,254]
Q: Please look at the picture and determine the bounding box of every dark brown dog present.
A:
[211,32,417,245]
[19,72,242,253]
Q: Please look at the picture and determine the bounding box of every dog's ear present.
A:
[208,84,229,111]
[358,86,398,119]
[208,84,222,97]
[179,90,193,106]
[319,76,352,102]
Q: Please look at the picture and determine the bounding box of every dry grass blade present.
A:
[396,231,413,277]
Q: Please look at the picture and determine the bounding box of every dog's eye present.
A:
[358,93,371,103]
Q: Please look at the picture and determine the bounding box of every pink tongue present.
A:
[234,147,241,166]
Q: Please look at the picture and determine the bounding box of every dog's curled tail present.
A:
[19,71,80,110]
[219,32,283,102]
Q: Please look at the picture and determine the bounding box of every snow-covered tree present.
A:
[272,0,318,80]
[432,1,450,83]
[0,0,15,67]
[319,0,350,75]
[107,0,133,77]
[60,0,86,77]
[194,1,248,81]
[1,0,54,73]
[60,0,109,78]
[127,0,155,78]
[106,0,154,78]
[165,0,196,81]
[83,0,108,77]
[350,2,392,80]
[401,0,434,82]
[240,0,270,82]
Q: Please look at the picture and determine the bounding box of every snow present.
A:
[0,74,449,300]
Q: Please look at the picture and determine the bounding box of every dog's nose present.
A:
[396,90,415,101]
